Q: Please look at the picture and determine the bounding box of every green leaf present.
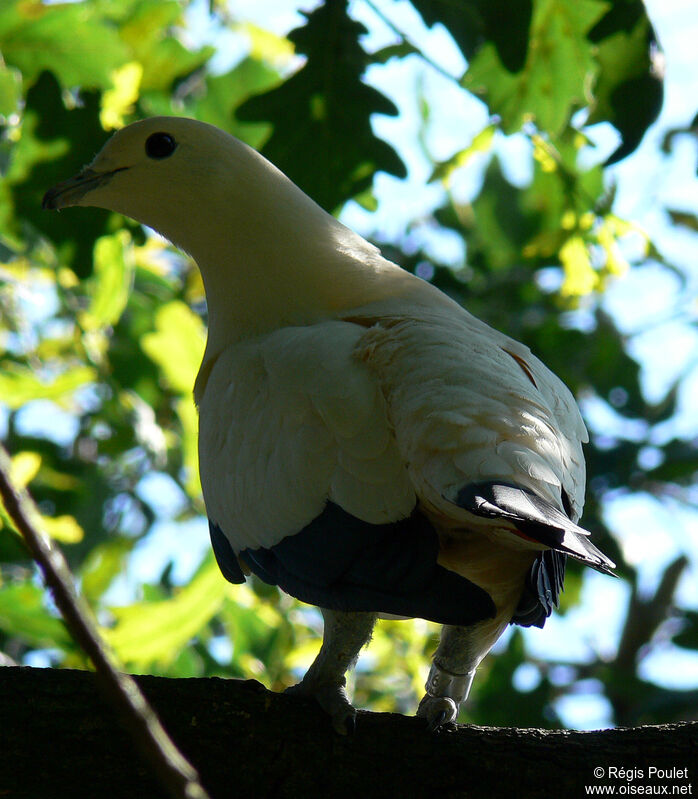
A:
[80,538,136,603]
[587,1,663,163]
[0,0,128,90]
[188,57,279,148]
[140,300,205,394]
[6,71,111,277]
[221,593,281,665]
[176,396,201,500]
[464,0,607,135]
[371,42,420,64]
[0,63,21,117]
[0,582,72,649]
[412,0,532,71]
[117,0,213,92]
[456,156,536,272]
[103,558,227,668]
[0,364,96,409]
[80,231,134,331]
[430,124,496,184]
[236,0,406,211]
[666,209,698,233]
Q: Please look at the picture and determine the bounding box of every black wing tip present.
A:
[452,480,618,576]
[209,519,246,584]
[589,559,617,578]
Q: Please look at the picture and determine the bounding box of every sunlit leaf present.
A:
[100,62,143,130]
[188,57,278,147]
[79,231,134,331]
[596,217,630,278]
[117,0,212,92]
[559,234,597,297]
[0,582,71,649]
[0,0,128,89]
[176,396,201,500]
[9,451,41,489]
[430,124,496,184]
[80,537,136,603]
[242,22,295,68]
[0,63,21,117]
[464,0,606,135]
[103,558,227,668]
[0,364,96,409]
[41,514,84,543]
[140,300,205,394]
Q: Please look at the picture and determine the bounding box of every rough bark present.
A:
[1,666,696,799]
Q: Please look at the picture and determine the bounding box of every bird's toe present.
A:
[416,695,459,732]
[286,680,357,735]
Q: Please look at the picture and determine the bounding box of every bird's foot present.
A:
[285,678,357,735]
[416,694,459,731]
[416,663,476,732]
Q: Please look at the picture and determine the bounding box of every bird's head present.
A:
[43,116,298,256]
[42,116,423,341]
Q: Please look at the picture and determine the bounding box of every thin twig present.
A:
[363,0,463,85]
[0,443,211,799]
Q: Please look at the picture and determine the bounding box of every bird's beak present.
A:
[42,166,128,210]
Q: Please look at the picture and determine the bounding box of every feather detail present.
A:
[353,305,587,519]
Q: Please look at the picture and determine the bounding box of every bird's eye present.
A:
[145,132,177,160]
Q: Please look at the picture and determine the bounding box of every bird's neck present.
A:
[191,209,418,360]
[161,144,439,400]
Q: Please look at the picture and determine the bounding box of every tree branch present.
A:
[617,555,690,673]
[0,445,210,799]
[1,667,696,799]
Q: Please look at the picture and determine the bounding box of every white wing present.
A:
[197,320,415,552]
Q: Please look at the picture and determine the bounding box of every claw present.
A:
[417,695,458,731]
[286,679,357,735]
[427,708,450,733]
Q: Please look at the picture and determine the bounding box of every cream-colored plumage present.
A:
[44,117,614,733]
[199,305,585,551]
[198,321,415,549]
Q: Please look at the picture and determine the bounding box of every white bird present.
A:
[43,117,615,733]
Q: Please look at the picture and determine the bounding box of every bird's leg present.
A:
[416,624,481,731]
[286,608,377,734]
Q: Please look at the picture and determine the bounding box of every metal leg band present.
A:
[424,662,476,704]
